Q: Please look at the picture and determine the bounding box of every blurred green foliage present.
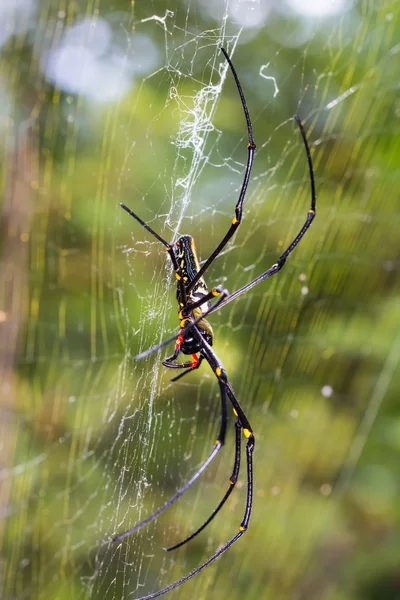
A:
[1,1,399,600]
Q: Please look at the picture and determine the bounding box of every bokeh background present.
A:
[1,1,399,600]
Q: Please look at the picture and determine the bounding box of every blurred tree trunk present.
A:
[0,122,37,548]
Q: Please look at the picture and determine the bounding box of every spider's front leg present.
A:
[162,333,186,366]
[112,322,229,545]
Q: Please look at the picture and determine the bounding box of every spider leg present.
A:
[163,353,202,381]
[166,417,241,551]
[187,48,256,294]
[112,345,228,543]
[169,355,204,383]
[208,219,313,314]
[134,446,253,600]
[134,332,255,599]
[163,355,199,370]
[161,333,185,364]
[120,203,188,304]
[208,114,316,315]
[209,208,315,315]
[196,332,254,529]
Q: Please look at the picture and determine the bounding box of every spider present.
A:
[114,47,316,599]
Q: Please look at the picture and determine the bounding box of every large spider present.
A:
[114,47,316,599]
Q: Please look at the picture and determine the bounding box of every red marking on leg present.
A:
[176,335,184,349]
[190,354,199,368]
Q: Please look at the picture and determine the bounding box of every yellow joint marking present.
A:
[230,480,234,485]
[183,276,188,282]
[239,526,245,531]
[216,367,222,377]
[215,439,220,445]
[309,209,315,215]
[180,319,187,327]
[165,246,169,251]
[212,288,220,297]
[178,311,183,319]
[233,408,238,417]
[232,217,238,225]
[180,259,185,268]
[180,302,184,307]
[175,273,181,280]
[243,428,251,439]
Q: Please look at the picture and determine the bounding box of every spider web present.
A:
[1,2,400,600]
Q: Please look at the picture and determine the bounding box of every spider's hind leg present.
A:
[112,336,228,543]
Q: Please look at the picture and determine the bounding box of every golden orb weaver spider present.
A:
[115,47,316,599]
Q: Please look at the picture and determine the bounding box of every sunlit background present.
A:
[1,1,399,600]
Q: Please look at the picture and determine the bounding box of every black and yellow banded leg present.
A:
[112,364,228,543]
[205,115,316,318]
[135,348,255,600]
[194,330,255,519]
[185,49,256,295]
[167,418,242,551]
